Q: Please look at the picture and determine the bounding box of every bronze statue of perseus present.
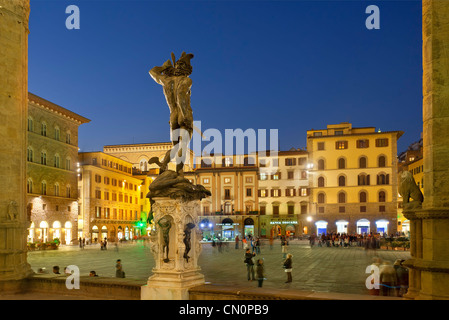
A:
[149,52,194,177]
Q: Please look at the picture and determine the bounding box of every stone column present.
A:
[0,0,33,289]
[404,0,449,300]
[141,198,205,300]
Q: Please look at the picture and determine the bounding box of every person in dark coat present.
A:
[256,259,265,287]
[115,259,125,278]
[244,249,256,281]
[283,253,293,283]
[394,259,409,297]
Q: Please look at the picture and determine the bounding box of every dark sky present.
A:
[28,0,423,154]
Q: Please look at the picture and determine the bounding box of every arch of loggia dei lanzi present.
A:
[1,0,449,299]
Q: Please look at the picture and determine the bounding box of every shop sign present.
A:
[269,220,298,225]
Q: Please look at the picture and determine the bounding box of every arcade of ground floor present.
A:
[198,213,402,240]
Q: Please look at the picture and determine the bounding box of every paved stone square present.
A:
[27,239,410,296]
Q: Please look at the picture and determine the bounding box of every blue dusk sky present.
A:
[28,0,423,154]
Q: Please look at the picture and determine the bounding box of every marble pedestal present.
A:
[141,198,205,300]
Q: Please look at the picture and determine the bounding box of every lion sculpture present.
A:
[399,171,424,209]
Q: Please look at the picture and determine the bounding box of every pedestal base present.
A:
[141,269,205,300]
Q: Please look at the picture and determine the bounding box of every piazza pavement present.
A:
[24,239,410,296]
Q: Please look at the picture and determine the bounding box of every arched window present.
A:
[359,191,367,203]
[140,160,147,172]
[359,156,367,168]
[358,174,370,186]
[40,151,47,165]
[66,157,71,171]
[54,154,60,168]
[54,183,60,197]
[338,158,346,169]
[338,175,346,187]
[318,193,326,204]
[378,191,386,202]
[41,181,47,195]
[318,159,325,170]
[27,179,33,193]
[377,173,390,185]
[338,192,346,203]
[317,176,325,187]
[41,122,47,136]
[54,126,60,141]
[27,147,34,162]
[378,156,386,168]
[27,117,34,132]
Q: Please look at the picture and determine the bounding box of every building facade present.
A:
[189,150,312,239]
[187,154,260,239]
[307,122,403,236]
[258,149,311,238]
[26,93,90,244]
[78,152,149,242]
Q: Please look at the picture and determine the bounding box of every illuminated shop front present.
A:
[262,217,299,238]
[335,220,348,234]
[244,218,255,238]
[315,220,328,236]
[101,226,108,240]
[217,218,239,240]
[92,225,99,241]
[200,218,214,240]
[375,219,389,235]
[357,219,370,235]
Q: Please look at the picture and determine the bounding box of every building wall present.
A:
[78,152,145,242]
[26,95,89,244]
[258,151,311,237]
[189,151,313,239]
[0,0,33,281]
[307,123,402,236]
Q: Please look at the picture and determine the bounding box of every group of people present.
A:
[309,232,384,249]
[368,258,409,297]
[237,235,262,254]
[210,238,229,252]
[243,235,293,287]
[36,259,125,279]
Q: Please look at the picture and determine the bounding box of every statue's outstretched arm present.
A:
[149,59,172,85]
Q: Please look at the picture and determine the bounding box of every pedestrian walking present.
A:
[379,261,397,296]
[255,237,261,254]
[283,253,293,283]
[244,249,256,281]
[115,259,125,278]
[394,259,409,297]
[256,259,265,288]
[235,235,239,249]
[281,239,288,258]
[242,237,248,250]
